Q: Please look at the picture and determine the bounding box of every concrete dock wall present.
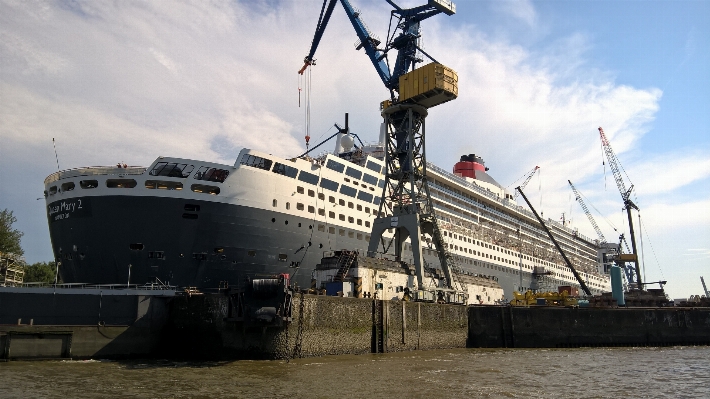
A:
[160,294,469,359]
[0,289,171,359]
[468,305,710,348]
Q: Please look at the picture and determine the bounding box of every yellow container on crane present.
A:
[398,63,458,108]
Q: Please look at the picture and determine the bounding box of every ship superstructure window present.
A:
[191,184,220,195]
[340,185,356,198]
[150,162,195,178]
[363,173,378,185]
[357,191,373,203]
[378,180,385,188]
[80,180,98,189]
[326,159,345,173]
[320,178,339,192]
[298,171,319,185]
[329,211,335,219]
[345,167,362,180]
[107,179,137,188]
[272,162,298,178]
[297,203,304,211]
[145,180,183,190]
[308,206,315,213]
[329,196,335,203]
[273,199,277,207]
[61,182,75,191]
[297,186,304,194]
[348,202,354,209]
[195,167,230,183]
[308,189,315,197]
[373,197,381,205]
[366,161,381,174]
[240,154,272,171]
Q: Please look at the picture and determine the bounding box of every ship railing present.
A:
[427,171,596,245]
[20,282,177,291]
[44,166,147,185]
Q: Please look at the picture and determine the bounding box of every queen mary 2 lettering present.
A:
[47,197,92,223]
[42,140,611,299]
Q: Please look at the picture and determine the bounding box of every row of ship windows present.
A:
[46,180,221,196]
[277,193,385,215]
[148,162,230,183]
[442,228,600,282]
[437,194,597,268]
[241,155,385,194]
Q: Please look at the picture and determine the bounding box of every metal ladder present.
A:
[334,250,358,282]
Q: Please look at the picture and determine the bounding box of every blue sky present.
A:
[0,0,708,298]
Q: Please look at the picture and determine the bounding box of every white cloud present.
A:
[1,0,706,298]
[492,0,537,27]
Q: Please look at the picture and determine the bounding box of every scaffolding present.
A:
[1,252,25,287]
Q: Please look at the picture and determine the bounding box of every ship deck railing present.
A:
[45,166,147,184]
[427,163,595,244]
[18,282,177,291]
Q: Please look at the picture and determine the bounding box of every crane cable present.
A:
[639,213,665,281]
[301,67,313,152]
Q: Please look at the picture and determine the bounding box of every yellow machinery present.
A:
[398,63,458,108]
[510,290,578,307]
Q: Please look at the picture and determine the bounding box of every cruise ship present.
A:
[43,136,611,298]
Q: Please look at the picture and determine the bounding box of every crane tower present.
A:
[299,0,459,290]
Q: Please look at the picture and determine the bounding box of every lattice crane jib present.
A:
[568,180,606,244]
[598,127,642,288]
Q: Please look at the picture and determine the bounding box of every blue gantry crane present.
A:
[298,0,459,293]
[299,0,455,100]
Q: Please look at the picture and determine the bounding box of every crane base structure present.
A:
[366,104,458,293]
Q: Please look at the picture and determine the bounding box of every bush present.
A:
[24,261,60,284]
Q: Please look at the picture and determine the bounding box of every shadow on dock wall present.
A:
[0,292,170,360]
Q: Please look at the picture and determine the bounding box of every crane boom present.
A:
[299,0,455,98]
[599,126,642,288]
[513,166,539,200]
[702,276,709,297]
[568,180,606,243]
[516,186,592,296]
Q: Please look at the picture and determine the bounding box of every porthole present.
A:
[285,220,289,225]
[271,218,276,223]
[248,250,256,257]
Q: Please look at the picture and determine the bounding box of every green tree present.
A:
[24,261,59,284]
[0,209,24,256]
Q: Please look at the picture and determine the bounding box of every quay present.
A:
[1,286,709,360]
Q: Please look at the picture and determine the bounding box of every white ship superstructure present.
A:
[44,141,611,298]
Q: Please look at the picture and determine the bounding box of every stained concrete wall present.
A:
[160,294,469,360]
[468,305,710,348]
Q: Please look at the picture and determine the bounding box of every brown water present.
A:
[1,347,708,398]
